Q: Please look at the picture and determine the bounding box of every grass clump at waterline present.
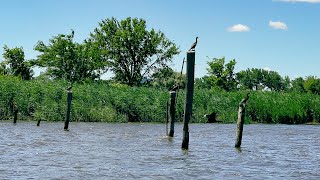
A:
[1,75,320,124]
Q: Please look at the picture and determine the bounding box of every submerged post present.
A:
[168,91,177,137]
[235,93,250,148]
[64,87,73,130]
[182,51,195,150]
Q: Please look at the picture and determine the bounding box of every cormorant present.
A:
[189,37,198,51]
[66,86,72,91]
[170,85,179,91]
[204,112,222,123]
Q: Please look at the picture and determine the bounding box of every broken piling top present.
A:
[235,93,250,148]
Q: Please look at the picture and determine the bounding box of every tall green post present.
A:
[64,89,73,130]
[181,51,195,150]
[168,91,177,137]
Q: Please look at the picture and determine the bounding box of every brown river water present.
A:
[0,122,319,179]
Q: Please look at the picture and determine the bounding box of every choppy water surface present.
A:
[0,122,319,179]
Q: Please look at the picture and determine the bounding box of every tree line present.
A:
[1,17,319,94]
[195,57,320,94]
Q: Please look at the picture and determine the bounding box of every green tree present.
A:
[238,68,267,91]
[237,68,285,91]
[206,57,236,91]
[2,45,33,80]
[304,76,320,94]
[195,76,212,89]
[0,62,8,75]
[291,77,305,93]
[89,17,180,86]
[151,67,186,90]
[262,70,284,91]
[283,76,291,91]
[237,69,252,90]
[34,30,106,82]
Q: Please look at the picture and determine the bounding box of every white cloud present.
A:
[274,0,320,3]
[269,21,288,30]
[263,67,272,71]
[227,24,250,32]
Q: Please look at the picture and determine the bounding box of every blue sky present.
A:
[0,0,319,78]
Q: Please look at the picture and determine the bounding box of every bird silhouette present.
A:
[66,86,72,91]
[189,37,198,51]
[170,85,179,92]
[204,112,222,123]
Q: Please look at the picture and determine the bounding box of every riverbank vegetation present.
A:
[1,17,320,124]
[0,76,320,124]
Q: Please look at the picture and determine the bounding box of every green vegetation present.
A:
[1,76,319,124]
[1,45,33,80]
[1,17,320,124]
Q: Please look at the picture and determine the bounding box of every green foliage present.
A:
[0,62,8,75]
[1,76,319,124]
[34,30,106,83]
[150,67,186,90]
[291,77,305,93]
[237,68,285,91]
[195,76,212,89]
[2,45,33,80]
[206,57,237,91]
[304,76,320,94]
[89,17,180,86]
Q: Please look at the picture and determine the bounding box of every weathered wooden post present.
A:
[168,91,177,137]
[64,87,73,130]
[181,51,195,150]
[13,103,18,124]
[166,101,169,136]
[235,93,250,148]
[37,119,41,126]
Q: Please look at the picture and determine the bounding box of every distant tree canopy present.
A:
[2,45,33,80]
[291,77,305,93]
[304,76,320,94]
[205,57,237,91]
[34,30,107,83]
[89,17,180,86]
[236,68,286,91]
[150,66,186,90]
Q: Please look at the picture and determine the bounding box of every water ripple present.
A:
[0,122,320,179]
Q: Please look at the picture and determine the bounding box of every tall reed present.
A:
[0,76,319,124]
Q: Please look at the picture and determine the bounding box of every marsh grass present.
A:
[0,76,319,124]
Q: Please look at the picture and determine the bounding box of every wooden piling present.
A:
[235,93,250,148]
[13,105,18,124]
[168,91,177,137]
[64,89,73,130]
[181,51,195,150]
[37,119,41,126]
[166,101,169,136]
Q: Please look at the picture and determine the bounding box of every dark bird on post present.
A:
[241,92,250,104]
[189,37,198,51]
[66,86,72,91]
[204,112,222,123]
[170,85,179,92]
